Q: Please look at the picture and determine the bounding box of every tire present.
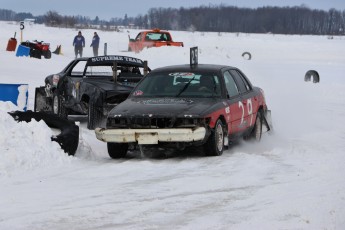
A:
[107,143,128,158]
[52,93,68,118]
[44,50,52,59]
[304,70,320,83]
[249,111,263,141]
[52,94,59,115]
[87,102,103,130]
[203,119,225,156]
[242,52,252,60]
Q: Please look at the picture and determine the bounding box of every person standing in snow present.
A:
[90,32,100,56]
[73,31,85,58]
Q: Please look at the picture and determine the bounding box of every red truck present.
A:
[128,29,184,52]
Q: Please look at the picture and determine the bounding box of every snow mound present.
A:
[0,102,74,177]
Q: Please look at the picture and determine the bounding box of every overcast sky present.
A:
[2,0,345,20]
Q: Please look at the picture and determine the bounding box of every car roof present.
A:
[150,64,236,73]
[144,29,169,33]
[85,55,147,68]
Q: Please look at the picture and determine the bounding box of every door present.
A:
[229,70,258,129]
[223,71,243,134]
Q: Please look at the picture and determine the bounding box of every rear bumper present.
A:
[95,127,206,145]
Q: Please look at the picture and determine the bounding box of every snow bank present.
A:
[0,102,74,177]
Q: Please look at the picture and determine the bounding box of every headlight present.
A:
[52,75,60,86]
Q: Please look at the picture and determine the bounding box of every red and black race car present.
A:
[95,57,272,158]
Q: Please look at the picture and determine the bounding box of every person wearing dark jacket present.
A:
[73,31,85,58]
[90,32,100,56]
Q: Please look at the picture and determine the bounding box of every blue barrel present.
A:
[15,45,30,57]
[0,83,28,111]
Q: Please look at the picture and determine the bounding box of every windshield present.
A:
[131,71,222,98]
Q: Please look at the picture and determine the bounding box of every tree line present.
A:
[0,5,344,35]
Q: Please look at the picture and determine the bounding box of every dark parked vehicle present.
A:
[95,63,272,158]
[34,55,150,129]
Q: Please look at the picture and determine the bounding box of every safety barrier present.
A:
[0,83,28,111]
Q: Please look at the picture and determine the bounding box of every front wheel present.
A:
[203,119,225,156]
[52,93,68,118]
[107,143,128,158]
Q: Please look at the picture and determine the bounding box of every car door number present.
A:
[238,98,253,126]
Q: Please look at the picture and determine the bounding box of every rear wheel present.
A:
[247,111,262,141]
[203,119,225,156]
[107,143,128,158]
[44,50,52,59]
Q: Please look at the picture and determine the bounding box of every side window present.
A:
[230,70,252,93]
[135,33,142,41]
[70,60,87,76]
[223,71,239,98]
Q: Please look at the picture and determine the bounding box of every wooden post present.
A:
[20,21,24,43]
[104,43,107,56]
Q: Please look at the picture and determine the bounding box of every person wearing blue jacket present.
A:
[90,32,100,56]
[73,31,85,58]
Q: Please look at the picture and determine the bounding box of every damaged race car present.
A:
[34,55,150,129]
[95,51,272,158]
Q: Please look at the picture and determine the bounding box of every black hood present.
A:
[108,97,223,118]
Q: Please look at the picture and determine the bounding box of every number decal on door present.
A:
[238,98,253,126]
[238,101,244,124]
[247,99,253,126]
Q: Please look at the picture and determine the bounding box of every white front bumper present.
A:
[95,127,206,145]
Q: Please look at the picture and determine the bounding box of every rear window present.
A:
[84,66,113,77]
[144,33,171,41]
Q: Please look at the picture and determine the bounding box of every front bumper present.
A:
[95,127,206,145]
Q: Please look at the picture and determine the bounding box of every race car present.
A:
[34,55,150,129]
[95,54,272,158]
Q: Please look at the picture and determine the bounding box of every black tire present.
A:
[304,70,320,83]
[203,119,225,156]
[107,143,128,158]
[44,50,52,59]
[249,111,263,141]
[52,93,68,118]
[242,52,252,60]
[87,102,103,130]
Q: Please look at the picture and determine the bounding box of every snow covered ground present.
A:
[0,21,345,229]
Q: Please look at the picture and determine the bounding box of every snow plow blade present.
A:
[8,110,79,155]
